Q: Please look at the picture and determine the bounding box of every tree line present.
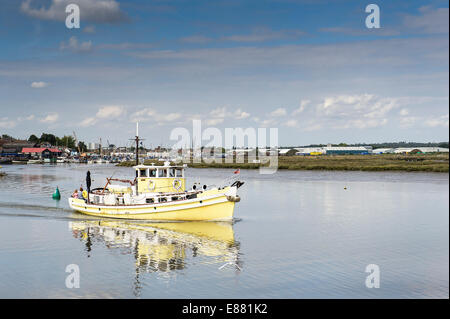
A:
[27,133,87,152]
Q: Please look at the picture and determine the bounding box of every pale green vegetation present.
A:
[117,153,449,172]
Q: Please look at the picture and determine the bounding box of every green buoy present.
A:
[52,187,61,200]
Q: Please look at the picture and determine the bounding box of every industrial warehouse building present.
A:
[0,140,36,157]
[295,145,449,156]
[372,148,395,154]
[324,146,372,155]
[372,147,449,154]
[393,147,449,154]
[295,145,372,155]
[295,147,325,156]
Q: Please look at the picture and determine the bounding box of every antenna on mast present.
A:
[130,122,145,166]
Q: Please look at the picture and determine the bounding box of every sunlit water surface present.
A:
[0,164,448,298]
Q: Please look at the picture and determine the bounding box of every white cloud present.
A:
[40,113,59,123]
[248,94,403,131]
[250,95,396,131]
[342,118,388,129]
[17,114,35,121]
[403,6,449,34]
[319,27,400,37]
[292,100,310,115]
[254,117,278,127]
[98,42,155,50]
[269,108,287,117]
[318,94,398,119]
[180,35,212,44]
[234,109,250,119]
[130,108,181,124]
[96,105,124,119]
[80,105,126,127]
[80,117,97,127]
[204,107,251,125]
[0,117,17,129]
[128,37,448,70]
[206,118,224,126]
[302,122,322,132]
[205,107,227,126]
[210,107,227,119]
[320,6,448,37]
[222,27,304,43]
[83,25,96,34]
[164,113,182,122]
[399,116,417,128]
[399,108,409,116]
[316,94,398,129]
[20,0,128,24]
[31,81,48,88]
[425,114,449,127]
[60,36,92,53]
[130,108,156,121]
[285,119,298,127]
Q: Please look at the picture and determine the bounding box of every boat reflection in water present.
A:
[69,219,242,295]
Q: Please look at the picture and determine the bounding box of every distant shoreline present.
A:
[116,153,449,173]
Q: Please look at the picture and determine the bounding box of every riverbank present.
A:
[116,153,449,172]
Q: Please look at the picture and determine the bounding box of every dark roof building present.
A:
[0,140,36,156]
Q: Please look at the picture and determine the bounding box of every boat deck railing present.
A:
[85,189,205,207]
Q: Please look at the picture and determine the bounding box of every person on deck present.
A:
[78,187,84,200]
[86,171,91,194]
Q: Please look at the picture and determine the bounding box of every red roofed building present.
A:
[22,147,62,159]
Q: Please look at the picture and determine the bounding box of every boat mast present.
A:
[99,138,102,158]
[131,122,145,165]
[135,122,139,166]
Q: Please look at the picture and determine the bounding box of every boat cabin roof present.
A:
[133,163,185,170]
[134,163,186,178]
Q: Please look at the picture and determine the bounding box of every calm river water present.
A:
[0,164,448,298]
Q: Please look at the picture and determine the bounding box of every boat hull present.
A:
[68,194,235,221]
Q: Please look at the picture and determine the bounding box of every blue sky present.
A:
[0,0,448,147]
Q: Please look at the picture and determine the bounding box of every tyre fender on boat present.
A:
[225,184,241,202]
[148,179,156,191]
[226,195,241,202]
[173,179,182,191]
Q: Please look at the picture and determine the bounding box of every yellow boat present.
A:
[68,162,243,221]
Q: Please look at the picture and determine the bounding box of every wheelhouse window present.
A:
[149,169,157,177]
[176,168,183,177]
[158,168,167,177]
[169,168,176,177]
[139,169,147,177]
